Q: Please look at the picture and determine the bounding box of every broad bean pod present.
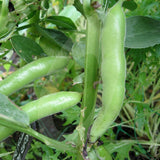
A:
[0,56,69,96]
[0,91,81,141]
[90,0,126,142]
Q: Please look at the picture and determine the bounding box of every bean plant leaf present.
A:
[63,130,79,146]
[59,5,81,23]
[0,151,14,158]
[35,25,73,52]
[71,39,86,68]
[39,36,68,56]
[11,35,46,62]
[41,0,49,9]
[155,44,160,57]
[125,16,160,48]
[34,79,59,98]
[0,25,16,43]
[105,141,134,160]
[73,0,85,17]
[122,0,137,11]
[0,93,29,128]
[11,0,39,23]
[57,105,80,126]
[73,73,84,85]
[46,16,77,30]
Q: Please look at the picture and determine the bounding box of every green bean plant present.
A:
[0,0,160,159]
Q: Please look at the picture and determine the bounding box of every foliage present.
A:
[0,0,160,159]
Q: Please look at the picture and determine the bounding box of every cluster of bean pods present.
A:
[0,0,126,159]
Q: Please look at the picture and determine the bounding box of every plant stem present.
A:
[0,122,77,153]
[80,11,101,137]
[20,127,77,153]
[77,0,101,156]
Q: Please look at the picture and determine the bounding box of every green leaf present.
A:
[88,149,98,160]
[63,130,79,146]
[125,16,160,48]
[46,16,77,30]
[122,1,137,11]
[71,39,86,68]
[34,79,59,98]
[73,73,84,85]
[41,0,49,9]
[0,25,16,42]
[73,0,85,17]
[35,26,73,52]
[1,40,12,51]
[11,0,39,23]
[105,141,133,160]
[155,44,160,57]
[57,105,80,126]
[0,151,14,158]
[95,145,112,160]
[0,93,29,128]
[59,5,81,23]
[11,35,46,62]
[3,63,11,72]
[39,36,68,56]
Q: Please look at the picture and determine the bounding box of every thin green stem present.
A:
[120,125,148,137]
[16,24,33,31]
[153,115,160,139]
[123,105,133,119]
[80,12,101,135]
[77,1,101,156]
[21,127,77,153]
[0,122,77,153]
[0,59,18,68]
[148,79,160,105]
[105,139,160,147]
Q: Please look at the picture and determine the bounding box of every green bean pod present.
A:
[0,91,81,141]
[0,56,69,96]
[90,0,126,142]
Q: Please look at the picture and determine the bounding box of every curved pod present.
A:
[22,91,81,123]
[0,91,81,141]
[90,0,126,142]
[0,56,69,96]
